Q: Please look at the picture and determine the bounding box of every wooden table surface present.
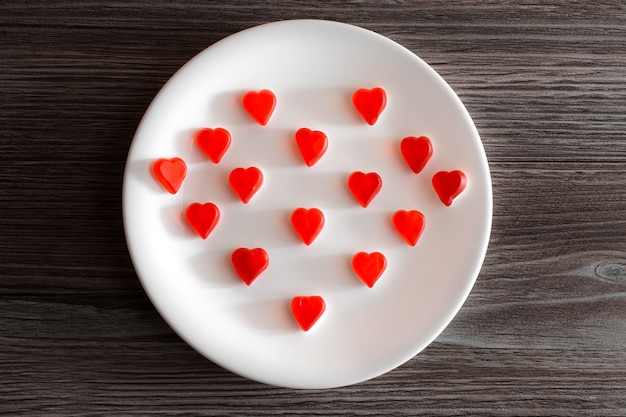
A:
[1,1,625,415]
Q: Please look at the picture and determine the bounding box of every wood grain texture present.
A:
[1,1,625,415]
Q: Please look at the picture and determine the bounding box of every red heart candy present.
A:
[352,87,387,125]
[400,136,433,174]
[231,247,269,286]
[185,202,220,239]
[392,210,425,246]
[432,170,467,206]
[195,127,231,163]
[290,208,324,246]
[228,167,263,204]
[152,157,186,194]
[242,89,276,126]
[352,252,387,288]
[295,128,328,167]
[291,295,326,332]
[348,171,382,208]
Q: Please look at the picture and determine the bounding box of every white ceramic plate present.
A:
[123,19,491,389]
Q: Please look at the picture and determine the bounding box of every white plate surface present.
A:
[123,19,491,389]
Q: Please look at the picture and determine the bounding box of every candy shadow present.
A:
[128,130,196,187]
[182,163,233,205]
[284,252,360,292]
[266,170,354,210]
[226,126,301,169]
[208,90,253,126]
[159,204,192,240]
[176,128,206,164]
[332,209,400,249]
[278,87,360,126]
[217,206,296,249]
[209,87,359,127]
[125,158,156,192]
[236,297,296,334]
[189,249,237,288]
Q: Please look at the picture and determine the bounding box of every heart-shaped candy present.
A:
[291,295,326,332]
[352,87,387,125]
[295,128,328,167]
[242,89,276,126]
[195,128,231,163]
[432,170,467,206]
[400,136,433,174]
[185,202,220,239]
[352,252,387,288]
[392,210,425,246]
[152,157,186,194]
[228,167,263,204]
[348,171,382,208]
[290,208,324,245]
[231,247,269,286]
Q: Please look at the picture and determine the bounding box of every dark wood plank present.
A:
[1,1,625,415]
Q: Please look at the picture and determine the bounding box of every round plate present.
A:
[123,20,491,389]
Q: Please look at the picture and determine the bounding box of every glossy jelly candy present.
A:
[152,157,186,194]
[392,210,425,246]
[242,89,276,126]
[195,127,231,163]
[290,208,324,246]
[185,202,220,239]
[352,87,387,125]
[348,171,382,208]
[231,247,269,286]
[291,296,326,332]
[295,128,328,167]
[432,170,467,206]
[352,252,387,288]
[228,167,263,204]
[400,136,433,174]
